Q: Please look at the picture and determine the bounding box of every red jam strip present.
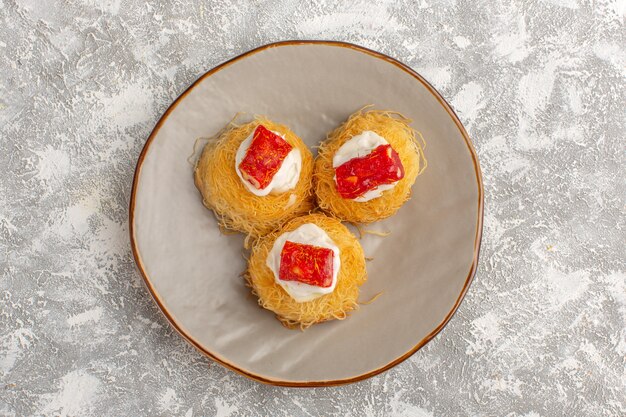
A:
[279,241,334,288]
[335,144,405,199]
[238,125,293,190]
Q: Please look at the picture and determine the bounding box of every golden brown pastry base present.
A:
[314,109,426,224]
[246,213,367,329]
[194,117,314,245]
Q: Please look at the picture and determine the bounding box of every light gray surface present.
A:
[0,0,624,416]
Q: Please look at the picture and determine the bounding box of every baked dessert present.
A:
[245,213,367,329]
[314,109,426,223]
[194,117,314,242]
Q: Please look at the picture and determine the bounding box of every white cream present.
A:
[332,130,399,202]
[266,223,341,303]
[235,130,302,196]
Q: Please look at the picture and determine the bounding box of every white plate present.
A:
[130,41,483,386]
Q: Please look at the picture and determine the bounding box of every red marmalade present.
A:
[238,125,293,190]
[279,241,334,287]
[335,144,404,199]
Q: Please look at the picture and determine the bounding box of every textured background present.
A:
[1,0,625,415]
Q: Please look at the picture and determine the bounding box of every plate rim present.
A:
[129,40,484,387]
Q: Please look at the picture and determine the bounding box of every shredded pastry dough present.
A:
[314,109,427,223]
[245,213,367,329]
[194,117,314,246]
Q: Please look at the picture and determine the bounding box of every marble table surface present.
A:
[1,1,624,416]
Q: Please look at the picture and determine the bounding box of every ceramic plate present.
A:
[130,41,483,386]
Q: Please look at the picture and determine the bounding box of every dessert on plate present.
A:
[195,108,425,329]
[194,117,314,242]
[314,109,427,223]
[245,213,367,329]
